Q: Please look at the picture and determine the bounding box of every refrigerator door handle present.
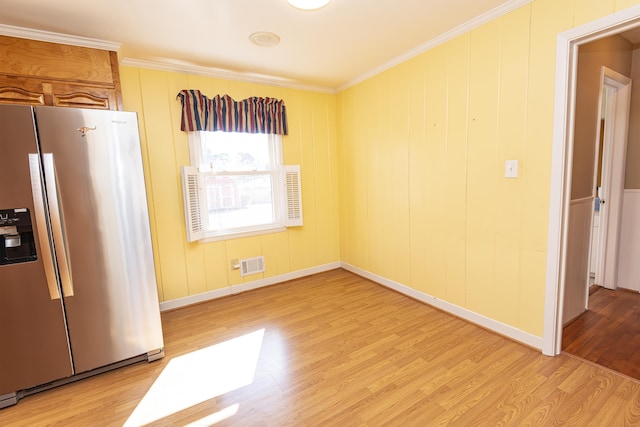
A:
[28,153,61,300]
[42,153,75,297]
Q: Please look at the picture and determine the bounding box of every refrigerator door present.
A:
[0,105,73,396]
[33,106,164,374]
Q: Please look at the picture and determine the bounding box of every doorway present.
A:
[561,63,640,380]
[558,47,632,329]
[543,5,640,357]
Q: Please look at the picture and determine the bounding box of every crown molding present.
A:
[0,24,120,52]
[337,0,534,92]
[120,57,336,94]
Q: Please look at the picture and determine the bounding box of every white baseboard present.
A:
[159,262,341,312]
[160,260,544,351]
[340,262,543,350]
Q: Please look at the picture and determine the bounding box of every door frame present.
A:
[593,67,632,290]
[543,5,640,356]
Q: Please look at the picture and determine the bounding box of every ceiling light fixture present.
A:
[287,0,331,11]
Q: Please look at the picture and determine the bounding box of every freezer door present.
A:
[0,105,73,396]
[34,106,164,374]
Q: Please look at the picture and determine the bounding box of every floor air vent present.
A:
[240,256,265,276]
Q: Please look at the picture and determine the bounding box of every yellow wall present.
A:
[119,68,340,302]
[337,0,640,337]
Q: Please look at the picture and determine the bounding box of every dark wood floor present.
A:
[563,285,640,381]
[2,269,640,426]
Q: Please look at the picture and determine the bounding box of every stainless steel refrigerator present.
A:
[0,105,164,408]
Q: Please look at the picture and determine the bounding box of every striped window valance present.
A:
[177,89,288,135]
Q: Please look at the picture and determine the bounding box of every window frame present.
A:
[182,131,300,243]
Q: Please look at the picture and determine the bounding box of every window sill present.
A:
[197,226,287,244]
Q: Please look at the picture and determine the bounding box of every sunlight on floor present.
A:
[183,404,239,427]
[124,329,265,426]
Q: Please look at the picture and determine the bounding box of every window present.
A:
[182,132,302,242]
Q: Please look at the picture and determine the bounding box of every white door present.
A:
[593,67,632,290]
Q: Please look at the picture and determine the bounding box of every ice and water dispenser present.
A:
[0,208,37,265]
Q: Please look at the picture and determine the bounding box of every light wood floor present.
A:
[2,269,640,426]
[563,286,640,381]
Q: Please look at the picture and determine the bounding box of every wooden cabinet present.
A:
[0,36,123,110]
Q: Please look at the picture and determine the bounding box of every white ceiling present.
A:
[0,0,532,91]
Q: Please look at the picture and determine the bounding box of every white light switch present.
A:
[505,160,518,178]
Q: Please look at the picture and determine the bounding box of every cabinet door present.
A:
[48,82,119,110]
[0,75,46,106]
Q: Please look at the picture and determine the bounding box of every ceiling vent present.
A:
[249,32,280,47]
